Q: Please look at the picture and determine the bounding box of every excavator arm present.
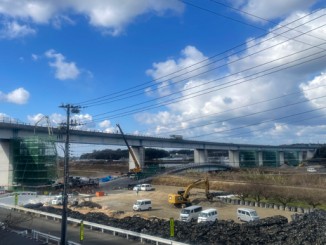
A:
[168,177,212,207]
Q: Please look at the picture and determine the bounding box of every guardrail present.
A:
[0,203,188,245]
[32,230,80,245]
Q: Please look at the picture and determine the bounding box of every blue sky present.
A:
[1,0,326,149]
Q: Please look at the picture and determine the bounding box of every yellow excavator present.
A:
[168,177,212,208]
[116,124,141,173]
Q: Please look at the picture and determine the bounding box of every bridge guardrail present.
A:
[0,203,188,245]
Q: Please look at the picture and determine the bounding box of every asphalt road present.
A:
[0,207,143,245]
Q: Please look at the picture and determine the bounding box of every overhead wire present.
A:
[80,13,326,123]
[208,0,326,43]
[75,7,325,107]
[73,3,326,144]
[218,113,326,141]
[87,45,326,122]
[188,106,326,139]
[154,91,326,136]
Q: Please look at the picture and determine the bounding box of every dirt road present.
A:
[79,185,295,222]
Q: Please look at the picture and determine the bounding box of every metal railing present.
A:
[0,203,188,245]
[32,230,80,245]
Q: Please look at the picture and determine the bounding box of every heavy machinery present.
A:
[168,177,212,208]
[116,124,142,173]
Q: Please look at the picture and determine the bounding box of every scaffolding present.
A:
[12,136,58,188]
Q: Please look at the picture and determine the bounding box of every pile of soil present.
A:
[33,206,326,244]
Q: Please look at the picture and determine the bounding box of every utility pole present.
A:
[59,104,80,245]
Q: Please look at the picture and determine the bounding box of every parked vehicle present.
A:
[307,167,317,173]
[133,184,142,191]
[198,208,218,223]
[140,184,154,191]
[51,194,78,205]
[237,208,259,222]
[180,205,202,222]
[133,199,152,211]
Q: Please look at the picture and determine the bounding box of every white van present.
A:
[237,208,259,222]
[133,199,152,211]
[180,205,202,222]
[198,208,218,223]
[52,195,63,205]
[140,184,154,191]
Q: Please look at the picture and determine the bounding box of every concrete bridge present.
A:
[0,121,318,169]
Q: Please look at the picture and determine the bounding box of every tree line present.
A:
[79,148,193,161]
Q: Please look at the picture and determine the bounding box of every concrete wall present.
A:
[0,140,12,190]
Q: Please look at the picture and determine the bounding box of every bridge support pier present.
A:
[129,146,144,170]
[278,151,285,165]
[258,151,263,167]
[0,140,12,190]
[306,150,316,159]
[194,149,208,164]
[228,150,240,168]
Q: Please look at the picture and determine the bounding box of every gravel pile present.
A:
[33,206,326,244]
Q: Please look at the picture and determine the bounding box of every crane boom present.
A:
[116,124,141,173]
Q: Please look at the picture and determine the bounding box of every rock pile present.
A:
[33,206,326,244]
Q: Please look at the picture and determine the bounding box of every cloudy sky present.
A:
[1,0,326,149]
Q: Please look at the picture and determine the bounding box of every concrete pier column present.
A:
[129,146,144,170]
[228,150,240,168]
[194,149,208,164]
[258,151,263,167]
[307,150,316,159]
[278,151,285,165]
[0,140,12,190]
[298,151,303,163]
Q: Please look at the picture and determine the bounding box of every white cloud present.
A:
[230,0,317,22]
[99,120,111,128]
[0,20,36,39]
[138,10,326,144]
[98,120,116,133]
[300,72,326,107]
[27,113,45,125]
[0,87,30,104]
[0,0,183,36]
[146,45,211,96]
[45,49,80,80]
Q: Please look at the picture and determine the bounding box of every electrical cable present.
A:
[75,8,325,107]
[87,48,326,122]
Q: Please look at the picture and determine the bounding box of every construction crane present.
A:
[116,124,142,173]
[168,177,212,208]
[34,115,53,135]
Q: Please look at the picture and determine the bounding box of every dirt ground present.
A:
[72,185,295,223]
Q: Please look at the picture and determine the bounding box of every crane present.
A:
[116,124,141,173]
[34,115,53,135]
[168,177,212,207]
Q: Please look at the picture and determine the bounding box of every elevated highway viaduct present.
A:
[0,121,318,170]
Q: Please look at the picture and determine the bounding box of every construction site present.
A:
[1,125,326,244]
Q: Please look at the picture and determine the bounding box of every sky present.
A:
[0,0,326,151]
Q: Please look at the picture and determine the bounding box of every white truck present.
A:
[51,194,78,205]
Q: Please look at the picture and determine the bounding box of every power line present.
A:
[88,47,326,122]
[154,92,326,136]
[189,106,326,139]
[219,113,326,141]
[208,0,326,42]
[75,8,324,107]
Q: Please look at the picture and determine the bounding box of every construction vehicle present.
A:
[168,177,212,208]
[116,124,142,173]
